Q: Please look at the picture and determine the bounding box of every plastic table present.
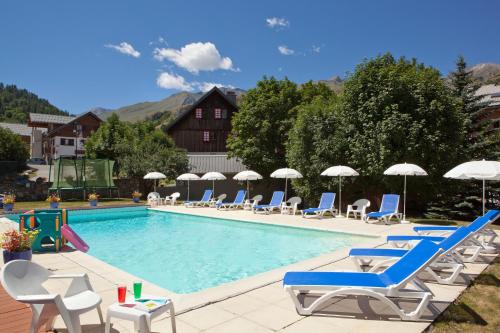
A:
[105,297,176,333]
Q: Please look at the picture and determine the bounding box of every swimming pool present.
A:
[31,207,373,293]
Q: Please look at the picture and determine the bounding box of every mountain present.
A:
[0,83,69,123]
[91,88,246,123]
[317,75,344,93]
[469,63,500,84]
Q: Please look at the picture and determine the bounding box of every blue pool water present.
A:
[17,207,372,293]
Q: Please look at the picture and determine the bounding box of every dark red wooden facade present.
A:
[165,87,238,152]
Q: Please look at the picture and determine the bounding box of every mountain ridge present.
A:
[88,62,500,123]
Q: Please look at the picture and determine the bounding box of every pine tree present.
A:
[429,56,499,220]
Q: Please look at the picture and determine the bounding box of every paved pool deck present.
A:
[0,206,497,333]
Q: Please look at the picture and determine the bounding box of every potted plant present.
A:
[132,191,142,203]
[3,194,15,212]
[46,193,61,209]
[1,229,39,263]
[88,193,99,207]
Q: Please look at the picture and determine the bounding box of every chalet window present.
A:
[195,108,203,119]
[60,138,75,146]
[203,131,210,142]
[214,108,222,119]
[221,109,228,119]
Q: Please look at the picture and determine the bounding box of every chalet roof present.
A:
[164,86,238,132]
[29,113,76,124]
[0,122,33,137]
[188,154,246,174]
[476,84,500,107]
[46,111,103,137]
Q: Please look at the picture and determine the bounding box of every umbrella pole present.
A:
[187,180,190,201]
[285,177,288,202]
[338,175,342,217]
[247,180,250,200]
[403,175,407,221]
[213,179,215,197]
[483,179,485,215]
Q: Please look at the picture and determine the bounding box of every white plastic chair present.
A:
[346,199,371,220]
[163,192,180,206]
[243,195,263,210]
[147,192,161,206]
[281,197,302,215]
[210,194,227,207]
[1,260,103,333]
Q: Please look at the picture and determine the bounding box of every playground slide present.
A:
[61,224,89,253]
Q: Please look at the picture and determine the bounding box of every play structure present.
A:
[48,157,119,199]
[19,209,89,253]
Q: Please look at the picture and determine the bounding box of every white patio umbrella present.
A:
[270,168,303,201]
[176,173,200,201]
[201,172,226,196]
[384,163,428,223]
[444,160,500,215]
[321,165,359,217]
[143,171,166,192]
[233,170,263,200]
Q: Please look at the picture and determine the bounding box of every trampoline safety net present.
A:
[49,158,116,192]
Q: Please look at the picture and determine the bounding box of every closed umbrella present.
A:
[201,172,226,196]
[176,173,200,201]
[321,166,359,217]
[444,160,500,215]
[384,163,428,223]
[233,170,263,200]
[270,168,303,201]
[143,172,166,192]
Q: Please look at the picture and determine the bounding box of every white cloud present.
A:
[104,42,140,58]
[312,45,321,53]
[266,17,289,29]
[278,45,294,55]
[153,42,236,74]
[156,72,234,92]
[195,82,235,92]
[149,36,168,46]
[156,72,193,91]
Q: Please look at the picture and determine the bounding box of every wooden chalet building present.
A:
[164,87,246,175]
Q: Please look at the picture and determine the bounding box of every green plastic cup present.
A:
[133,281,142,300]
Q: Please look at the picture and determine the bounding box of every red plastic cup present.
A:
[117,286,126,303]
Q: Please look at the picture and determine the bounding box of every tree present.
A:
[227,77,302,176]
[84,113,134,162]
[287,95,346,203]
[0,127,29,163]
[450,55,493,159]
[287,55,467,209]
[85,115,188,180]
[430,56,500,219]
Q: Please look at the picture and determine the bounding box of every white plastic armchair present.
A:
[244,195,263,210]
[210,193,227,207]
[281,197,302,215]
[1,260,103,333]
[147,192,161,206]
[163,192,180,206]
[346,199,371,220]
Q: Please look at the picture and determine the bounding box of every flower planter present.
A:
[89,200,98,207]
[3,203,14,212]
[133,197,140,203]
[3,249,32,264]
[50,202,59,209]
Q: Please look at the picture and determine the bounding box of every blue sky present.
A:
[1,0,499,114]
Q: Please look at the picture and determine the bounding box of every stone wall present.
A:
[0,175,50,201]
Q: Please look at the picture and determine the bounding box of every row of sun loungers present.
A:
[283,209,500,320]
[153,189,404,224]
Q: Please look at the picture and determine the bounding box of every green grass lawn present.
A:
[428,257,499,333]
[8,198,145,212]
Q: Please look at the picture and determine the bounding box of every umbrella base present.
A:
[400,220,411,224]
[335,214,344,218]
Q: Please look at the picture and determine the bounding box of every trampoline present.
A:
[48,157,119,199]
